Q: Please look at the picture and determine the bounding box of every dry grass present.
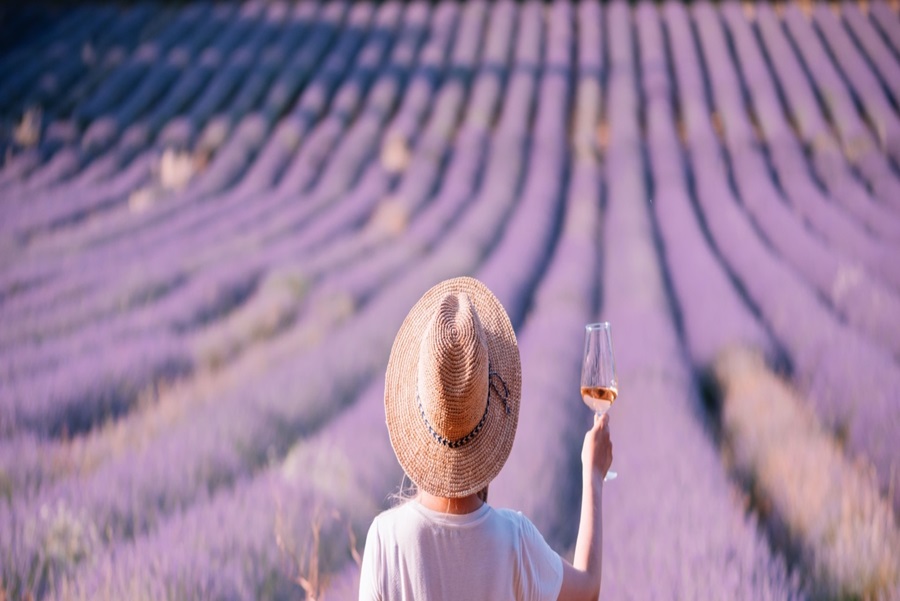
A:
[742,0,756,20]
[13,107,41,148]
[129,148,201,213]
[158,148,196,191]
[366,196,410,237]
[0,587,34,601]
[274,501,362,601]
[713,347,900,599]
[380,135,411,173]
[798,0,814,18]
[596,120,609,152]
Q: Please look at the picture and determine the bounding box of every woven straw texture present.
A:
[385,277,521,498]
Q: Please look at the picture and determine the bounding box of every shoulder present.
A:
[372,502,413,525]
[367,502,420,541]
[361,504,418,592]
[369,503,403,532]
[483,507,552,554]
[489,508,560,563]
[490,507,540,535]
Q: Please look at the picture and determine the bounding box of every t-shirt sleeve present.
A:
[518,513,564,601]
[358,519,382,601]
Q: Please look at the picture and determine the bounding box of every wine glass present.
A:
[581,322,618,481]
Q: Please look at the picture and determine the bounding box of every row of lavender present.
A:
[596,3,799,597]
[3,1,897,443]
[54,3,802,598]
[670,0,900,515]
[1,1,535,597]
[0,0,498,510]
[640,2,900,596]
[51,4,556,594]
[1,0,900,598]
[1,3,410,438]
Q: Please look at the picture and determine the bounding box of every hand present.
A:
[582,413,613,479]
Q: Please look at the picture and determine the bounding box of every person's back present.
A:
[361,501,562,601]
[359,278,612,601]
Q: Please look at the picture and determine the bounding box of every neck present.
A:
[418,490,485,515]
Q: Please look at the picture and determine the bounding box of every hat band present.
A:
[416,366,511,449]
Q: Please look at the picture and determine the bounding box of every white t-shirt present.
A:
[359,501,564,601]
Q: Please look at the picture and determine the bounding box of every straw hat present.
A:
[385,277,521,498]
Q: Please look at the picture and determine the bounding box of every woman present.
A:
[360,277,613,601]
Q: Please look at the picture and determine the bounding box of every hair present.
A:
[477,486,488,504]
[390,473,490,509]
[389,474,418,507]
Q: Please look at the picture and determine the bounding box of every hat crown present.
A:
[417,292,489,441]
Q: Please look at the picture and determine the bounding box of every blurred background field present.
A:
[1,0,899,599]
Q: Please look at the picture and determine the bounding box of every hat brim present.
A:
[385,277,521,498]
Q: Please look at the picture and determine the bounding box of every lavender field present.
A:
[1,0,899,599]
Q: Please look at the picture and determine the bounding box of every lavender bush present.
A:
[665,0,900,512]
[714,348,900,599]
[2,1,898,599]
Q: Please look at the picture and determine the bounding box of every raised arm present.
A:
[558,413,612,601]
